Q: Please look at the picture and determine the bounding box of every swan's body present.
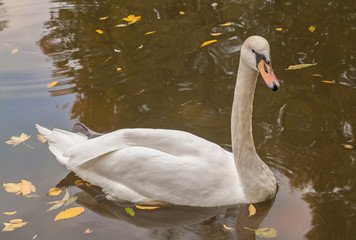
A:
[37,36,280,207]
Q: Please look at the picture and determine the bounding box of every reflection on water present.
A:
[0,1,8,32]
[57,172,275,240]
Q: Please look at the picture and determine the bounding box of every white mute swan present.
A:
[36,36,280,207]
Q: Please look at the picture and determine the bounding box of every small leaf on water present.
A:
[104,56,112,63]
[223,224,234,231]
[63,196,78,208]
[309,25,316,32]
[248,204,256,216]
[62,188,70,201]
[24,193,40,199]
[5,133,32,148]
[48,187,62,196]
[125,207,135,216]
[116,67,122,71]
[37,134,47,143]
[2,219,29,232]
[122,15,141,25]
[286,63,317,70]
[46,202,65,212]
[46,188,70,212]
[210,32,222,36]
[99,16,109,20]
[114,23,127,27]
[84,228,93,234]
[322,80,335,84]
[74,179,84,185]
[11,49,18,54]
[135,204,160,210]
[3,211,17,215]
[201,39,217,47]
[311,73,322,77]
[47,81,59,88]
[276,27,282,31]
[179,11,185,15]
[244,227,277,239]
[255,227,278,238]
[54,207,84,221]
[144,31,156,35]
[96,29,104,34]
[137,44,143,49]
[3,180,36,196]
[219,22,232,26]
[343,144,353,149]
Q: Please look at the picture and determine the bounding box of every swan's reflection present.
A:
[56,172,275,239]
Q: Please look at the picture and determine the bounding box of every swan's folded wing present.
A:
[64,128,221,168]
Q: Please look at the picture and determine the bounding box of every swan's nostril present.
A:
[272,82,278,91]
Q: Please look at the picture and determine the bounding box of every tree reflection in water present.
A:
[39,0,356,239]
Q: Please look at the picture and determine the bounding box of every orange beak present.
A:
[257,59,279,91]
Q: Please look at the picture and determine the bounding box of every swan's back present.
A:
[36,125,245,206]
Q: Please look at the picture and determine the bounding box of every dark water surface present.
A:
[1,0,355,239]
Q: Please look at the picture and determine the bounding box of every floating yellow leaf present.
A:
[223,224,234,231]
[99,16,109,20]
[114,23,127,27]
[2,219,29,232]
[63,196,78,207]
[37,134,47,143]
[74,179,90,186]
[96,29,104,34]
[46,188,70,212]
[5,133,31,148]
[24,193,40,199]
[144,31,156,35]
[244,227,278,238]
[219,22,232,26]
[248,204,256,216]
[135,204,160,210]
[48,187,62,196]
[104,56,112,63]
[11,49,18,54]
[3,180,36,196]
[276,27,282,31]
[116,67,122,71]
[286,63,317,70]
[54,207,84,221]
[179,11,185,15]
[47,81,58,88]
[255,227,278,238]
[309,25,316,32]
[343,144,353,149]
[122,15,141,25]
[201,39,217,47]
[3,211,17,216]
[84,228,93,234]
[322,80,335,84]
[125,207,135,216]
[210,32,222,36]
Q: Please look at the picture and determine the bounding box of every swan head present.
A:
[241,36,280,91]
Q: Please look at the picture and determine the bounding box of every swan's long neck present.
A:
[231,59,276,202]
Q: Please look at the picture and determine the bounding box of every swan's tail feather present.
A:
[36,124,88,165]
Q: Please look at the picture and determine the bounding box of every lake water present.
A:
[0,0,355,239]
